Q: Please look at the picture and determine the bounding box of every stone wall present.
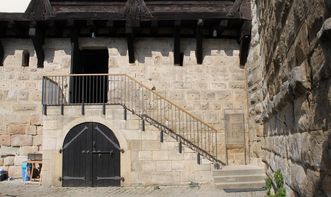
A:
[0,39,71,177]
[246,0,331,196]
[0,37,248,178]
[42,106,213,186]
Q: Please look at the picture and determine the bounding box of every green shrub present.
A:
[265,170,286,197]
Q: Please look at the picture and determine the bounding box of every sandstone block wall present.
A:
[0,39,71,177]
[42,106,213,186]
[0,37,248,178]
[246,0,331,196]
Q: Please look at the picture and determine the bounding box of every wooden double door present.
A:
[62,122,121,187]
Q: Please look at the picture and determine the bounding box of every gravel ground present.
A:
[0,180,266,197]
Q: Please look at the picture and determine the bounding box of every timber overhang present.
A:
[0,0,252,66]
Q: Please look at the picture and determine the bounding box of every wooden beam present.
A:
[70,23,79,73]
[227,0,243,16]
[174,20,181,66]
[0,40,4,66]
[239,21,251,67]
[196,19,203,64]
[240,0,252,20]
[126,27,135,64]
[30,23,45,68]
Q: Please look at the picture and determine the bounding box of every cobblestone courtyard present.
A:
[0,180,265,197]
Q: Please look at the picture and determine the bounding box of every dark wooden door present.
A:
[62,122,121,187]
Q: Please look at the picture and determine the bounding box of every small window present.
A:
[22,50,30,67]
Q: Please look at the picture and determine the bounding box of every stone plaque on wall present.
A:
[224,113,245,145]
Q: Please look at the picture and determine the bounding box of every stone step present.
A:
[213,166,264,176]
[214,174,266,183]
[215,181,266,190]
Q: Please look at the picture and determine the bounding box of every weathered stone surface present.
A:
[7,124,28,135]
[19,146,39,155]
[246,1,329,196]
[152,151,168,161]
[27,126,37,135]
[10,135,33,146]
[33,135,42,146]
[156,161,172,172]
[0,146,19,156]
[0,134,11,146]
[301,130,325,168]
[8,166,21,178]
[12,104,37,112]
[30,115,42,126]
[138,151,153,160]
[3,156,14,166]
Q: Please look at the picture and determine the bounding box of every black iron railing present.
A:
[42,74,224,165]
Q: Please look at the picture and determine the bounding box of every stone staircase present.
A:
[213,165,266,190]
[43,74,225,165]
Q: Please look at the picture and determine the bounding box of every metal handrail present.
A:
[42,74,224,165]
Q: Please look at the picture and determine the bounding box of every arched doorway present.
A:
[62,122,121,187]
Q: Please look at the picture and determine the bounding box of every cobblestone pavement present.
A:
[0,180,266,197]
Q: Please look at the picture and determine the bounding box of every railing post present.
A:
[179,141,182,154]
[160,131,164,143]
[102,103,106,115]
[61,104,64,115]
[42,76,45,106]
[215,130,218,164]
[124,108,127,120]
[197,153,201,165]
[142,119,145,131]
[43,105,47,116]
[81,102,85,115]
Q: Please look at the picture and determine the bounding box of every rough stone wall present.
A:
[246,0,331,196]
[0,38,248,177]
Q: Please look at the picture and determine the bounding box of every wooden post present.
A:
[174,20,181,66]
[239,21,251,67]
[29,23,45,68]
[126,26,135,64]
[196,19,203,64]
[0,40,4,66]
